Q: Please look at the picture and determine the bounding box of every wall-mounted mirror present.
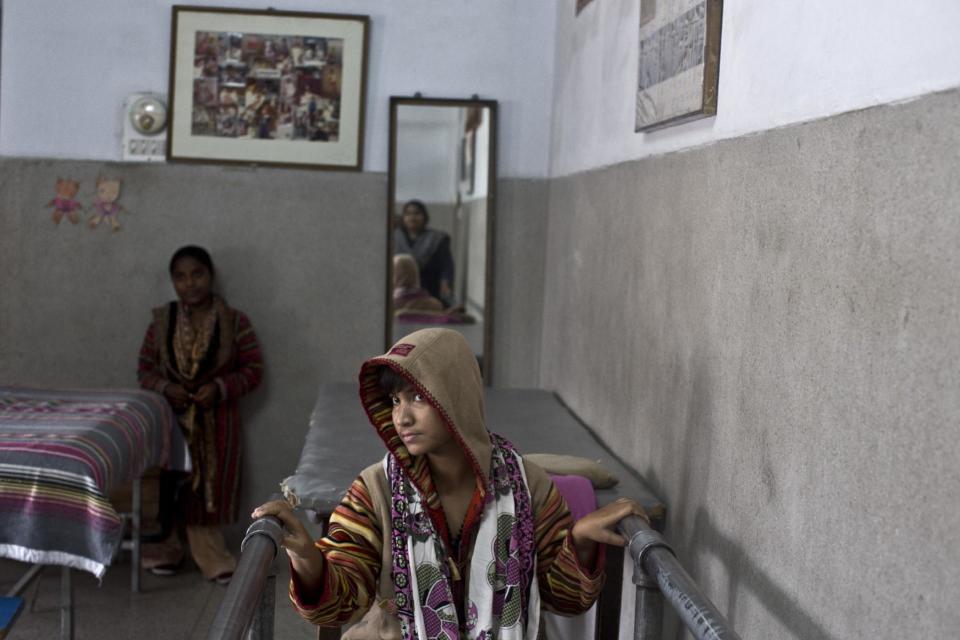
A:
[387,96,497,382]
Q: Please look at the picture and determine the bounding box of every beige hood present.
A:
[358,328,491,502]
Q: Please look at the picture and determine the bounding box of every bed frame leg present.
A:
[131,476,141,593]
[60,566,73,640]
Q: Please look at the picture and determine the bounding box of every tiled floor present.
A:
[0,555,318,640]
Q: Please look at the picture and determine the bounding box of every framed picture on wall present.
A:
[635,0,723,132]
[167,6,369,170]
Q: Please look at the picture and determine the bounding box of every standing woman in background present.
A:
[137,245,264,584]
[394,199,455,306]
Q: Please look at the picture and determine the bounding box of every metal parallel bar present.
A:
[245,574,276,640]
[206,498,285,640]
[618,515,741,640]
[206,505,734,640]
[643,547,740,640]
[60,566,73,640]
[131,475,141,593]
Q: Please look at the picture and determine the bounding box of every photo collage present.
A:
[191,31,344,142]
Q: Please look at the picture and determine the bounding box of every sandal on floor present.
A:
[148,564,179,577]
[214,572,233,586]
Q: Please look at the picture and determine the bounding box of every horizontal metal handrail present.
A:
[618,514,742,640]
[206,503,736,640]
[206,498,285,640]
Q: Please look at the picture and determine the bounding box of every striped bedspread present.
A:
[0,386,189,578]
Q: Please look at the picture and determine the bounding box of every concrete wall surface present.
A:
[491,178,549,388]
[0,161,545,541]
[539,89,960,638]
[0,160,388,539]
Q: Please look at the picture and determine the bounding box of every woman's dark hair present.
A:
[402,199,430,226]
[169,245,215,276]
[378,366,411,395]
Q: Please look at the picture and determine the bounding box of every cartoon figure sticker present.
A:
[47,178,82,224]
[88,177,127,231]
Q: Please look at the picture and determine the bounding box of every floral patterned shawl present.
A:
[386,433,540,640]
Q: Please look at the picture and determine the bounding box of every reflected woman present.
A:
[393,254,444,313]
[394,200,454,305]
[137,245,263,584]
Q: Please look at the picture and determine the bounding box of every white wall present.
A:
[550,0,960,176]
[395,107,459,202]
[0,0,557,177]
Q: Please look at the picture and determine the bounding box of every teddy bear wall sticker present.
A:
[47,178,83,225]
[47,177,130,233]
[88,176,127,232]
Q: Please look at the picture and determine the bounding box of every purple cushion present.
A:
[549,474,597,521]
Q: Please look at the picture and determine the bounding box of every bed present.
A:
[281,382,666,638]
[0,385,190,637]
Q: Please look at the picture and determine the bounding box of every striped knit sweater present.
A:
[289,463,605,627]
[137,300,263,525]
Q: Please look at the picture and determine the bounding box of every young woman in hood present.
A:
[254,328,646,639]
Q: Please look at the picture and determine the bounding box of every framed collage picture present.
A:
[167,6,369,170]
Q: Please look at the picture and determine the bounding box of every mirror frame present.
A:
[386,95,498,384]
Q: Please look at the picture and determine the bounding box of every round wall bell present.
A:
[130,95,168,135]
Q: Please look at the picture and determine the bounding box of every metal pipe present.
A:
[618,515,741,640]
[206,504,285,640]
[634,582,664,640]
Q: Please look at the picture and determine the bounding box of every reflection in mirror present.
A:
[387,97,496,382]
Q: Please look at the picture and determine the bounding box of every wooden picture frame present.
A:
[635,0,723,132]
[167,5,369,170]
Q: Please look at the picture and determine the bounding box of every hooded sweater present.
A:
[290,329,604,637]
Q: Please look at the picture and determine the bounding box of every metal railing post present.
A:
[60,566,72,640]
[631,552,664,640]
[618,515,742,640]
[206,498,285,640]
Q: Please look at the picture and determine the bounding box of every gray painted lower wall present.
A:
[0,162,545,545]
[540,89,960,638]
[491,179,549,387]
[0,160,388,543]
